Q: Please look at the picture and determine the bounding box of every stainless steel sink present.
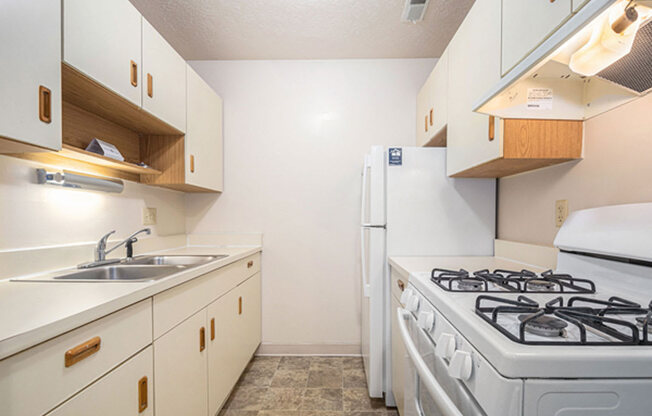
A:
[53,265,185,282]
[127,254,227,266]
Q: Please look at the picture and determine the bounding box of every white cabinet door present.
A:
[47,347,153,416]
[63,0,142,107]
[390,294,406,415]
[186,65,224,191]
[416,75,431,146]
[154,309,208,416]
[429,48,448,139]
[142,19,187,132]
[502,0,573,74]
[0,0,61,151]
[446,0,502,176]
[239,273,262,358]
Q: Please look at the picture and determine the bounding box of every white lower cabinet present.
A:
[47,346,153,416]
[390,270,407,416]
[154,308,208,416]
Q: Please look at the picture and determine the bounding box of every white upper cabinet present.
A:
[0,0,61,152]
[446,0,502,176]
[502,0,573,75]
[186,65,224,192]
[416,49,448,147]
[142,19,187,132]
[63,0,142,107]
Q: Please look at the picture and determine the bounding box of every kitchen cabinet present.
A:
[208,273,262,414]
[186,65,224,192]
[0,0,61,152]
[63,0,142,107]
[154,308,208,416]
[47,346,153,416]
[141,19,187,132]
[390,269,408,415]
[446,0,502,177]
[416,49,448,147]
[502,0,573,75]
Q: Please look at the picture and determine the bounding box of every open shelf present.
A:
[59,144,161,175]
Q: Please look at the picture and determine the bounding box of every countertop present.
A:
[0,245,261,360]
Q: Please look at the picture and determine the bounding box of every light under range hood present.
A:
[475,0,652,121]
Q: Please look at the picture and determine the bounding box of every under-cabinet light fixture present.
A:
[36,168,124,193]
[569,0,652,76]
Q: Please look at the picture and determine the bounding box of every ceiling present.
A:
[129,0,475,60]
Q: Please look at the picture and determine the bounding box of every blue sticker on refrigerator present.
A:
[388,148,402,166]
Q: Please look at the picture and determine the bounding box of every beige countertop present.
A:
[0,245,261,360]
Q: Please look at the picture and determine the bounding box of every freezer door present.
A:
[360,225,385,398]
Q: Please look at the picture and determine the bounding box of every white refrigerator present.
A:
[359,146,496,404]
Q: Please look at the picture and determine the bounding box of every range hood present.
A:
[475,0,652,120]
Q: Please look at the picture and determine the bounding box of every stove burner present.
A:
[519,314,568,338]
[525,279,557,291]
[456,279,484,291]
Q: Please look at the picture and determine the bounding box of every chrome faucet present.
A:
[79,228,151,268]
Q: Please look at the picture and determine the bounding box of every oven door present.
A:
[397,308,486,416]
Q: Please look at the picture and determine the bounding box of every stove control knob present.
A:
[406,295,420,313]
[435,333,456,360]
[448,350,473,381]
[417,311,435,331]
[400,288,413,305]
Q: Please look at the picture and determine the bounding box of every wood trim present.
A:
[452,119,583,178]
[64,336,101,367]
[238,297,243,315]
[59,144,161,175]
[130,61,138,87]
[190,154,195,173]
[147,73,153,98]
[488,116,495,141]
[423,125,447,147]
[424,116,428,132]
[210,318,215,341]
[39,86,52,124]
[138,376,148,412]
[199,327,206,352]
[140,134,185,185]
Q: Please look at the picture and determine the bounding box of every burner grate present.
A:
[475,295,651,346]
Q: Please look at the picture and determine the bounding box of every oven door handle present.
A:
[397,308,464,416]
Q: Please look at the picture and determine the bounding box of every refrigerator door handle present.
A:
[360,155,370,225]
[361,224,386,229]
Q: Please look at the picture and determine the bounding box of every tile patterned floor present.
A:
[219,356,399,416]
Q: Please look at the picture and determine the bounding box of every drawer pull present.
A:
[138,376,148,412]
[425,115,428,132]
[130,60,138,87]
[397,279,405,292]
[429,108,433,126]
[65,336,101,367]
[247,260,254,268]
[210,318,215,341]
[488,116,495,141]
[238,296,243,315]
[38,85,51,124]
[190,154,195,173]
[147,73,153,98]
[199,327,206,352]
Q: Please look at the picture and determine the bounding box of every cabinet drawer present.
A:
[153,254,261,339]
[0,300,152,416]
[47,346,153,416]
[390,267,408,302]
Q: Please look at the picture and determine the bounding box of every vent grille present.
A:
[596,20,652,94]
[401,0,429,23]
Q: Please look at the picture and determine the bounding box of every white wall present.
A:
[186,59,436,352]
[0,155,186,250]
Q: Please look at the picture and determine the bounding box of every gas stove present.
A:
[397,203,652,416]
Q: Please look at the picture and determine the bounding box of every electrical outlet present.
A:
[143,207,157,225]
[555,200,568,227]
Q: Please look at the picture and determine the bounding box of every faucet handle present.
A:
[98,230,116,248]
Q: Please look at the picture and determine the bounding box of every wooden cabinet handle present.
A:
[397,279,405,292]
[138,376,148,412]
[210,318,215,341]
[147,73,153,98]
[190,154,195,173]
[199,327,206,352]
[38,85,51,124]
[130,60,138,87]
[424,115,428,132]
[488,116,495,141]
[429,108,433,126]
[247,260,253,268]
[65,336,101,367]
[238,296,243,315]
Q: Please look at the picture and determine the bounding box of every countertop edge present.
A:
[0,245,262,360]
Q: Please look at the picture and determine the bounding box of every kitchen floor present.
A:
[220,356,398,416]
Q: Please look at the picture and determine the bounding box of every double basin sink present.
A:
[13,255,227,283]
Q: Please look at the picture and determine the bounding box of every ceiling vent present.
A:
[401,0,430,23]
